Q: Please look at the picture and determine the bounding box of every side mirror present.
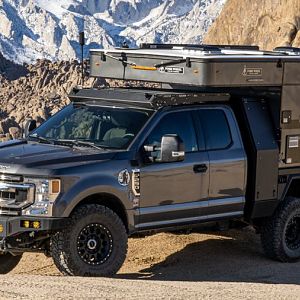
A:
[160,134,185,162]
[24,119,37,138]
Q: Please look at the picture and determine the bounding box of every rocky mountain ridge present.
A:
[0,0,226,64]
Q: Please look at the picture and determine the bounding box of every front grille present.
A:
[0,189,27,203]
[0,174,23,183]
[0,181,34,210]
[0,191,15,200]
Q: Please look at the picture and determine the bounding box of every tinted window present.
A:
[197,109,232,150]
[146,111,198,152]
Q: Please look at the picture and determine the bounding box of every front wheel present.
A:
[261,197,300,262]
[51,204,128,276]
[0,253,22,274]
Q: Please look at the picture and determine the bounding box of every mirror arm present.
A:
[144,145,158,152]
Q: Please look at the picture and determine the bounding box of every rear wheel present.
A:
[51,204,127,276]
[0,253,22,274]
[261,197,300,262]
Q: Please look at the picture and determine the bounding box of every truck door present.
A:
[193,107,247,216]
[136,110,210,229]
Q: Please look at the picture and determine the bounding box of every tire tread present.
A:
[261,197,300,262]
[51,204,127,276]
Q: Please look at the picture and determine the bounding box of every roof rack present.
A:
[139,43,260,51]
[69,88,230,109]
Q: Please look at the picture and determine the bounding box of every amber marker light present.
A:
[0,224,4,233]
[50,179,61,195]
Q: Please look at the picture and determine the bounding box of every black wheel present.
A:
[51,204,128,276]
[261,197,300,262]
[0,253,22,274]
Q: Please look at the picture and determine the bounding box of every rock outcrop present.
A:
[0,58,99,139]
[204,0,300,50]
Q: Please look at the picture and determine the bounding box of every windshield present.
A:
[30,104,153,149]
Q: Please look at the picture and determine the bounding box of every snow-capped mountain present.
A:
[0,0,226,63]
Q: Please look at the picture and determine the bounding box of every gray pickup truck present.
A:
[0,44,300,276]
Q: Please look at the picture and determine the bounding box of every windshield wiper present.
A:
[54,139,104,151]
[73,140,104,150]
[28,134,53,144]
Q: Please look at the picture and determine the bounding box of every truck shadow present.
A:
[117,228,300,285]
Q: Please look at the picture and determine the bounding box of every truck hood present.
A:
[0,140,117,169]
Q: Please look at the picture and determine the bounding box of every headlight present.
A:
[23,178,61,216]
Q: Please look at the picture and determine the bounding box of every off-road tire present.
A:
[0,253,22,274]
[51,204,127,276]
[261,197,300,262]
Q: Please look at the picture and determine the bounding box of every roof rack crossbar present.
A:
[139,43,260,51]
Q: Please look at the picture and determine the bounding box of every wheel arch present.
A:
[283,176,300,200]
[70,193,129,231]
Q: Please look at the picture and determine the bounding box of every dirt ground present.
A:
[0,227,299,299]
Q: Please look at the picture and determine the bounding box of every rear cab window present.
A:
[194,109,232,150]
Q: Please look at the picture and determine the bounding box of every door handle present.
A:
[193,164,208,173]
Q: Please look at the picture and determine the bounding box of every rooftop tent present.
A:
[89,44,300,87]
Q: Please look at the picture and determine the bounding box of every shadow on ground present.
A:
[118,228,300,285]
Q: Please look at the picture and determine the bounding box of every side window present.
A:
[146,111,198,152]
[197,109,232,150]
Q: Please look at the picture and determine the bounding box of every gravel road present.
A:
[0,227,299,299]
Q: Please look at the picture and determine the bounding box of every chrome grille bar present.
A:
[0,174,22,182]
[0,181,35,210]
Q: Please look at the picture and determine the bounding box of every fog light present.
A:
[32,221,40,229]
[23,220,30,228]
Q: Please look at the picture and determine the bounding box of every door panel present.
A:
[138,151,209,227]
[209,149,246,199]
[195,107,247,212]
[208,149,246,213]
[137,110,210,228]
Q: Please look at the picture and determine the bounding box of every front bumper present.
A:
[0,216,66,237]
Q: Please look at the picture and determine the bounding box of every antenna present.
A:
[79,31,85,86]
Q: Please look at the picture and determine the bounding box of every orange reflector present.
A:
[50,180,60,194]
[0,224,3,233]
[131,65,157,71]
